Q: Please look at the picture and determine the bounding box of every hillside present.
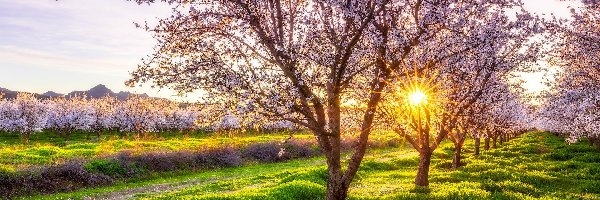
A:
[0,84,149,100]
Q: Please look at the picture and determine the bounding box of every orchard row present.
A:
[0,93,295,143]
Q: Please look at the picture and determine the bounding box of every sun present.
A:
[408,89,428,106]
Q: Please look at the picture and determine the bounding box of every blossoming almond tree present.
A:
[538,1,600,148]
[125,0,547,196]
[375,3,540,186]
[46,96,95,140]
[127,0,389,198]
[0,93,48,143]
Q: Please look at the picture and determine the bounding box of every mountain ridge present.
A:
[0,84,149,100]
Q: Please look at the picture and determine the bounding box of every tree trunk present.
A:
[499,134,504,146]
[326,176,348,200]
[22,133,30,144]
[474,137,480,156]
[590,137,600,150]
[484,137,490,150]
[415,151,432,187]
[65,130,72,141]
[323,135,348,200]
[452,144,462,169]
[492,136,497,148]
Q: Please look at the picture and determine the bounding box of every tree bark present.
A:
[22,133,30,144]
[492,136,497,148]
[65,130,72,141]
[452,144,462,169]
[484,137,490,150]
[324,135,347,200]
[338,68,389,199]
[326,177,349,200]
[474,137,480,156]
[499,134,504,146]
[415,151,432,187]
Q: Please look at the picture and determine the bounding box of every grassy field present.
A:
[0,131,316,172]
[23,132,600,200]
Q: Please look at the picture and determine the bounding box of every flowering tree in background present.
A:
[0,94,208,142]
[89,96,119,138]
[441,25,540,167]
[46,97,95,139]
[375,3,540,185]
[466,83,528,156]
[537,1,600,148]
[0,93,48,143]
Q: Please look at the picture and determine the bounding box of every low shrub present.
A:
[195,147,243,168]
[114,151,145,178]
[0,162,113,197]
[242,140,318,163]
[0,141,306,199]
[0,173,21,197]
[84,159,127,176]
[242,142,283,163]
[133,152,180,172]
[281,140,319,159]
[32,162,113,193]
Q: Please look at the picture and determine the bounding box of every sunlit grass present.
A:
[126,132,600,200]
[0,131,315,171]
[8,132,600,199]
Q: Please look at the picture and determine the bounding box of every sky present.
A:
[0,0,583,101]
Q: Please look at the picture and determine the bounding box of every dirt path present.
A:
[83,159,327,199]
[85,178,214,200]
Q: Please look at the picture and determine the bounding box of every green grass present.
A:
[140,132,600,200]
[23,156,327,200]
[0,130,314,171]
[14,132,600,200]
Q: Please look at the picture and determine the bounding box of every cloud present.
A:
[0,45,132,75]
[0,0,206,101]
[0,0,177,79]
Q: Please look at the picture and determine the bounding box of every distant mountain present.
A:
[0,87,17,99]
[42,91,63,97]
[67,84,149,100]
[0,87,48,99]
[1,84,149,100]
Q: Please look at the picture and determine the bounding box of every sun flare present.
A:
[408,89,428,106]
